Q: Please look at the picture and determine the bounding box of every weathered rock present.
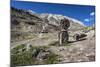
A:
[36,51,50,60]
[74,33,87,41]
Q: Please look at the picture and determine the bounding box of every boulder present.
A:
[74,33,87,41]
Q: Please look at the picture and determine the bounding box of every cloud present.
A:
[90,12,95,16]
[84,12,95,22]
[84,18,90,22]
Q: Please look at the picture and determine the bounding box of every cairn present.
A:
[58,18,70,45]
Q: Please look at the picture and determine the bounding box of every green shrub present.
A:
[11,44,25,54]
[11,52,37,66]
[44,53,60,64]
[11,45,60,66]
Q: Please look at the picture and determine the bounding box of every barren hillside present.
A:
[11,7,95,66]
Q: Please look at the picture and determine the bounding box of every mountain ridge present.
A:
[11,7,86,42]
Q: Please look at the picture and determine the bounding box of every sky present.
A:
[11,0,95,26]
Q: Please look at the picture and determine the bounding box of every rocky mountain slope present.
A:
[11,7,95,66]
[11,7,85,42]
[40,13,85,31]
